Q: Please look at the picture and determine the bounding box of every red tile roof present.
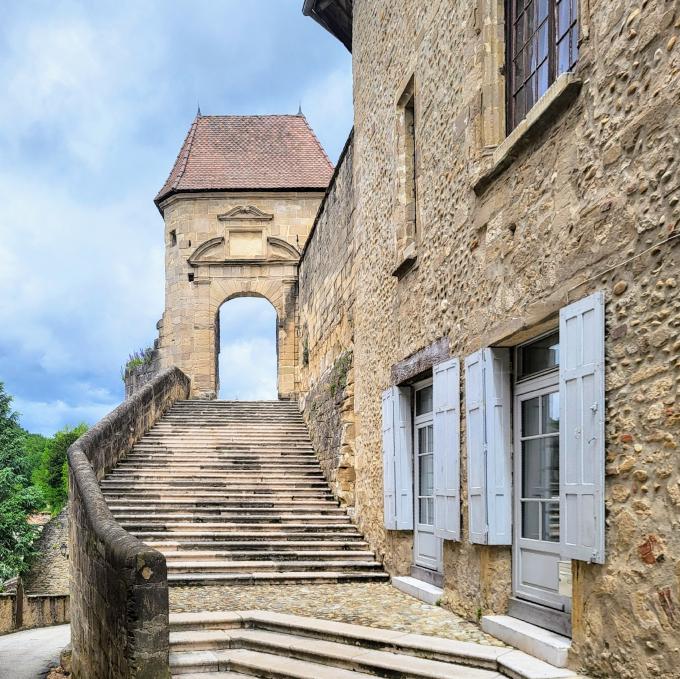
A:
[156,114,334,205]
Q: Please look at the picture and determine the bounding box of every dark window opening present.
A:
[169,230,177,246]
[506,0,579,132]
[404,94,417,237]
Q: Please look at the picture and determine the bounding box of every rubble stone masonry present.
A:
[298,1,680,676]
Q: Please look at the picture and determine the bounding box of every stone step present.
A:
[162,550,376,561]
[122,520,356,531]
[169,612,578,679]
[106,499,338,509]
[115,514,351,525]
[144,540,370,551]
[166,560,383,574]
[117,462,321,470]
[134,531,367,541]
[168,629,497,678]
[103,491,335,501]
[167,571,390,586]
[101,481,330,489]
[110,509,347,519]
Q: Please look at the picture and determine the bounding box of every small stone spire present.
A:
[297,102,303,116]
[197,102,202,117]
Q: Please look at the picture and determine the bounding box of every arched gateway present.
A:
[154,113,333,398]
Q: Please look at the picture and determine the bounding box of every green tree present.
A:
[34,424,88,514]
[0,382,43,582]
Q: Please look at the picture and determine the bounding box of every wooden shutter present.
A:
[465,351,487,544]
[560,291,605,563]
[382,387,397,530]
[484,348,512,545]
[433,358,461,541]
[394,387,414,530]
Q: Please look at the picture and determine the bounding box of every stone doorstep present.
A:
[391,575,443,606]
[481,616,572,669]
[167,610,582,679]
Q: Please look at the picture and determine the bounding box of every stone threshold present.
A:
[482,615,572,668]
[169,609,585,679]
[391,575,443,606]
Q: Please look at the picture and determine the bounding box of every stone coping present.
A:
[169,610,585,679]
[472,72,583,195]
[68,366,190,678]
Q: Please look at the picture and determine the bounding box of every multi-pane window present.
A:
[506,0,579,132]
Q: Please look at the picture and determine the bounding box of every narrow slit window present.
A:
[169,230,177,246]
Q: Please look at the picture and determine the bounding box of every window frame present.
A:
[505,0,579,133]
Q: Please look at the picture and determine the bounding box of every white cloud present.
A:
[13,396,116,437]
[218,338,277,401]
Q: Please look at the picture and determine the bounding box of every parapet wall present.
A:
[68,367,190,679]
[298,134,358,506]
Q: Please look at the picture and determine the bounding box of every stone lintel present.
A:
[391,338,450,386]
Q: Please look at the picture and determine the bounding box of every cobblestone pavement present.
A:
[170,583,504,646]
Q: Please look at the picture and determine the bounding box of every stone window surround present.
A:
[473,0,590,193]
[391,338,450,386]
[392,75,419,279]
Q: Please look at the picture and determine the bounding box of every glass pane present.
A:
[519,332,559,378]
[542,392,559,434]
[558,36,571,74]
[570,27,580,69]
[418,426,427,454]
[521,397,540,437]
[415,386,433,416]
[522,501,540,539]
[543,501,560,542]
[427,424,434,453]
[419,498,429,524]
[522,438,559,498]
[419,453,434,496]
[537,60,549,98]
[536,0,548,22]
[525,0,535,41]
[538,22,548,62]
[428,498,434,525]
[557,0,571,38]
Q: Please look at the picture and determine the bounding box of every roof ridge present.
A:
[170,115,200,192]
[298,114,334,171]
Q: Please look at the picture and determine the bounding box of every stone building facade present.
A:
[297,1,680,678]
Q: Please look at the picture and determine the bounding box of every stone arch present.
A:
[185,276,297,399]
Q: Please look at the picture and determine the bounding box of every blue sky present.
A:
[0,1,352,435]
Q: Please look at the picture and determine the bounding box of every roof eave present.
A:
[302,0,352,52]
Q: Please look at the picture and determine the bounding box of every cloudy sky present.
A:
[0,1,352,435]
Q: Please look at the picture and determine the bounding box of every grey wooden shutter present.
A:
[433,358,461,541]
[465,351,487,544]
[560,291,605,563]
[484,348,512,545]
[394,387,414,530]
[382,387,397,530]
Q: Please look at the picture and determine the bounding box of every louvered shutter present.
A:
[560,291,605,563]
[382,387,397,530]
[465,351,487,544]
[394,387,414,530]
[433,358,461,541]
[484,348,512,545]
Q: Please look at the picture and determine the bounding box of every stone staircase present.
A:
[167,611,576,679]
[102,400,388,585]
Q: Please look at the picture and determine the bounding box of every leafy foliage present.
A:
[33,424,88,514]
[121,346,155,381]
[0,382,88,583]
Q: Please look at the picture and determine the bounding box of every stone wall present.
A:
[124,346,162,398]
[298,1,680,676]
[0,582,69,635]
[298,136,358,506]
[68,367,190,679]
[157,191,324,399]
[23,508,69,595]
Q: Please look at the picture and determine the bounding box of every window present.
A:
[169,229,177,246]
[506,0,579,132]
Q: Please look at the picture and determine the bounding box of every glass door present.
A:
[413,380,442,572]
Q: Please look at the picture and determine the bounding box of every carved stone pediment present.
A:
[268,237,300,261]
[217,205,274,222]
[188,235,299,267]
